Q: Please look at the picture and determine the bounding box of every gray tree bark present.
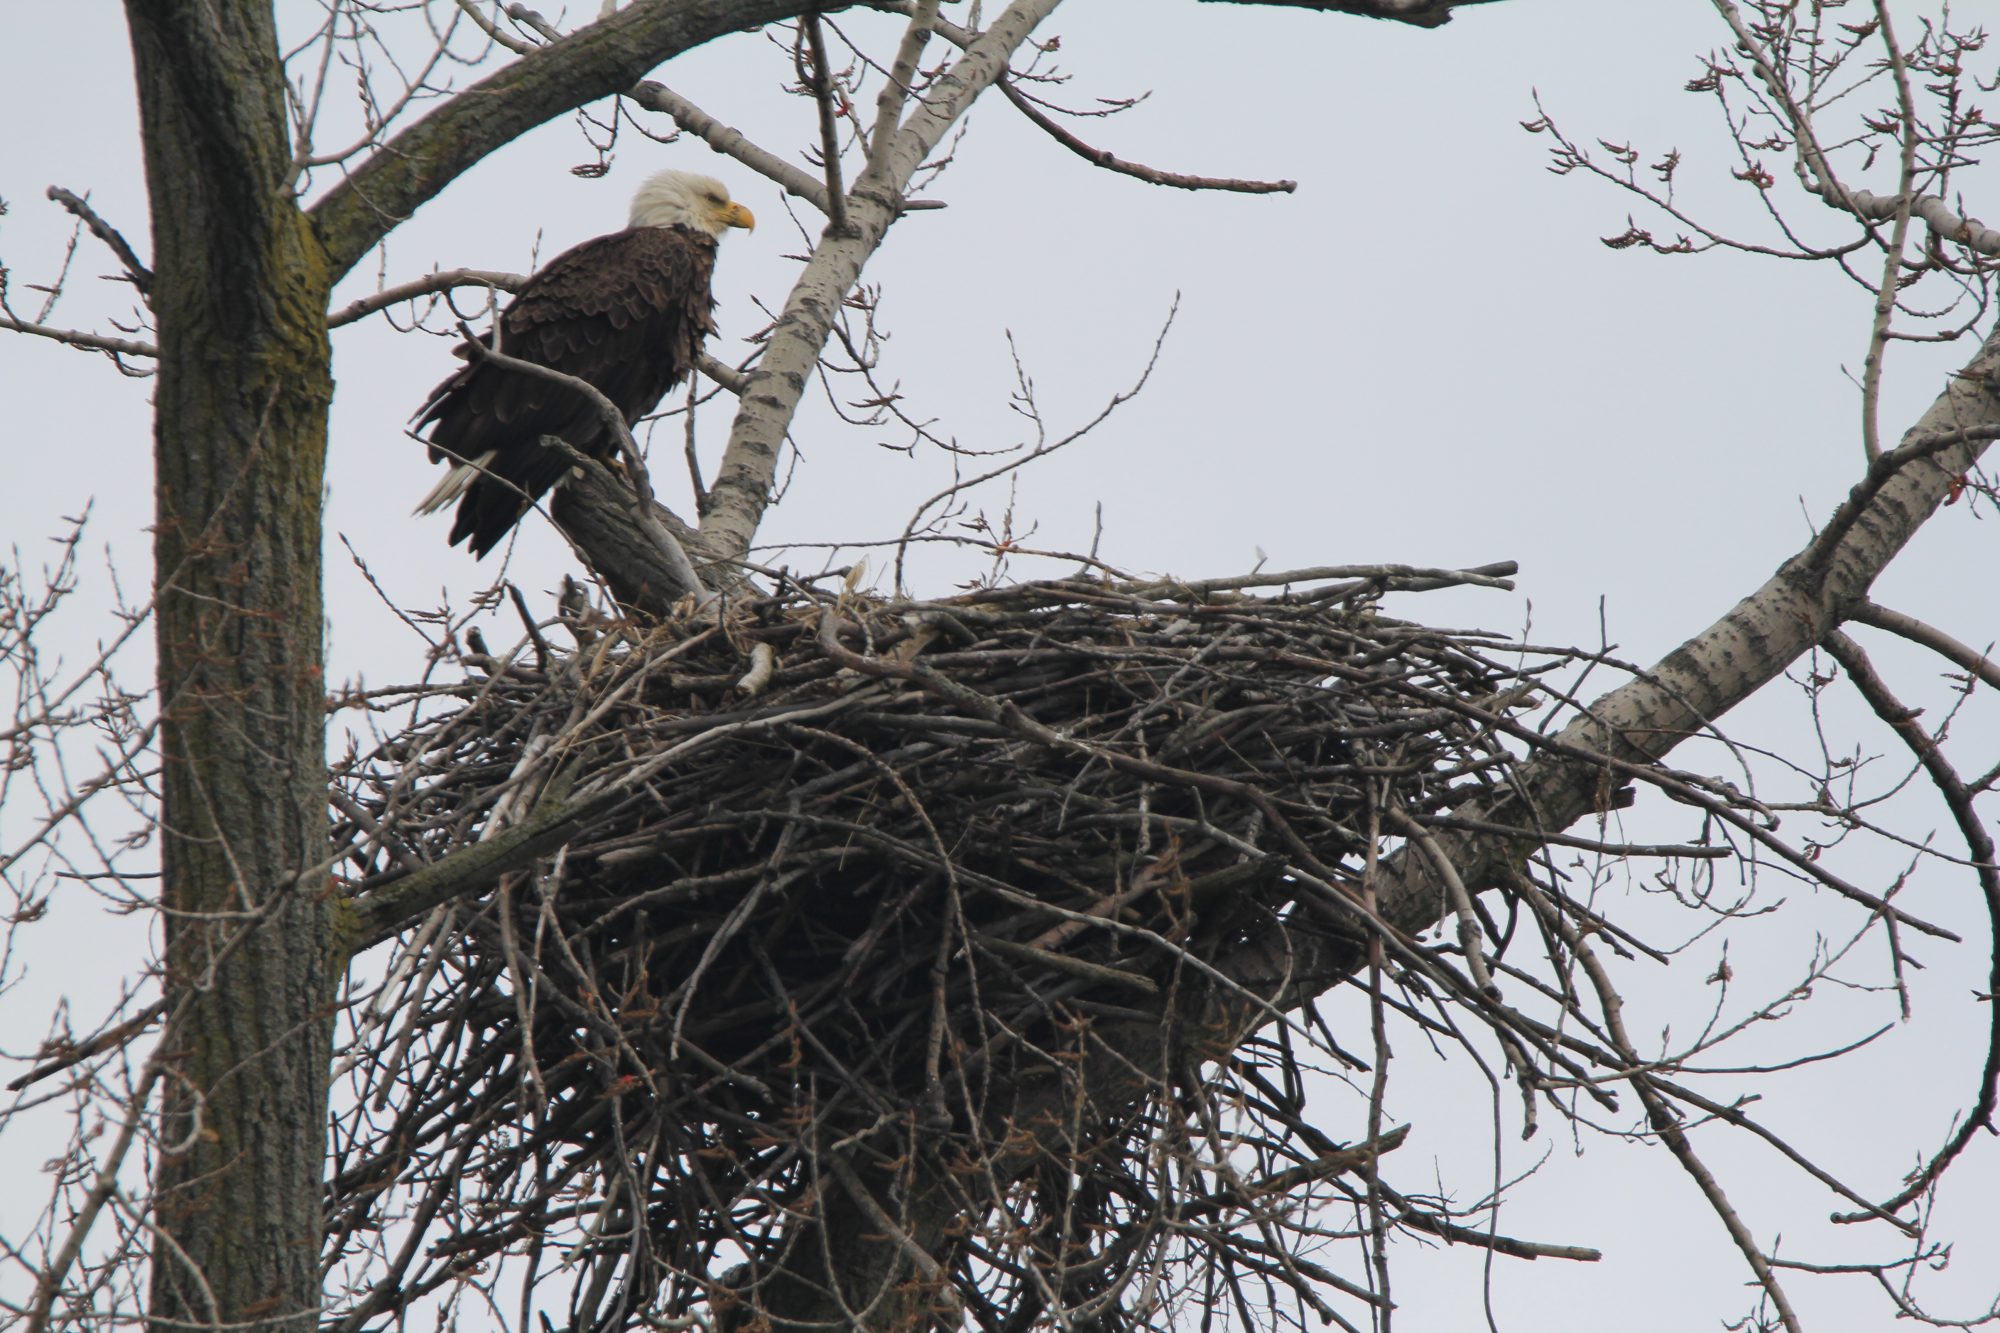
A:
[125,5,336,1329]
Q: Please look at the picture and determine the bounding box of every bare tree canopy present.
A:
[1,3,1996,1332]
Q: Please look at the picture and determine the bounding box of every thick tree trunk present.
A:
[125,4,336,1330]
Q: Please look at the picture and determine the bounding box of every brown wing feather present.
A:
[416,224,718,556]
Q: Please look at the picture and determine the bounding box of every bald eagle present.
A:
[413,169,754,556]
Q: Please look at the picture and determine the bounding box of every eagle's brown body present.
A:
[416,223,719,557]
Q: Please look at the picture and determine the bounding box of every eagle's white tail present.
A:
[413,452,496,516]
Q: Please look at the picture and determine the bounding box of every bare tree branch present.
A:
[999,80,1297,194]
[1856,0,1920,465]
[696,351,749,393]
[1195,0,1505,27]
[45,185,153,293]
[1367,321,2000,937]
[866,0,938,175]
[0,315,158,360]
[1849,600,2000,691]
[627,79,832,211]
[699,0,1065,563]
[1821,630,2000,1222]
[327,267,523,329]
[17,5,2000,1331]
[802,16,852,234]
[1710,0,2000,258]
[309,0,834,282]
[493,6,863,216]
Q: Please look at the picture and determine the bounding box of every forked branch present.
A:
[698,0,1064,564]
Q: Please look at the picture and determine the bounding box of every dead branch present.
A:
[1821,631,2000,1221]
[0,315,158,360]
[327,267,523,329]
[45,186,153,293]
[999,80,1297,195]
[1849,600,2000,691]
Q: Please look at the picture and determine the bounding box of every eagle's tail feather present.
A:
[413,451,497,516]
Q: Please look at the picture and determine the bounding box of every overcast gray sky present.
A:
[3,3,1996,1329]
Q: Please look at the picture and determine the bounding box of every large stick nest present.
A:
[330,568,1551,1326]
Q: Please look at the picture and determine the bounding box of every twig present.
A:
[894,298,1178,592]
[803,17,852,235]
[735,641,777,696]
[0,315,158,360]
[1709,0,2000,258]
[971,931,1158,994]
[1848,601,2000,691]
[1801,421,2000,576]
[1821,631,2000,1219]
[1117,562,1518,600]
[328,268,523,329]
[1526,883,1805,1332]
[628,81,833,213]
[507,583,553,671]
[1857,0,1919,465]
[45,186,153,293]
[6,1002,166,1092]
[24,1064,165,1333]
[696,352,750,394]
[1372,1177,1601,1261]
[999,80,1295,194]
[1389,810,1498,998]
[454,0,534,54]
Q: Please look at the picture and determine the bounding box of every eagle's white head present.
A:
[629,170,755,240]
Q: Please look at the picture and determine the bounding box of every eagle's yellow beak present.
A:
[721,201,756,232]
